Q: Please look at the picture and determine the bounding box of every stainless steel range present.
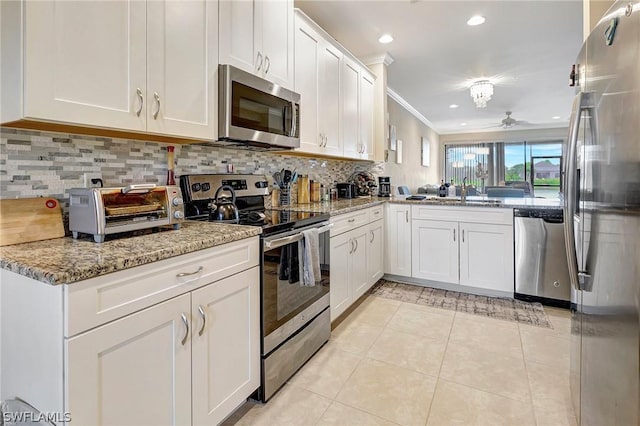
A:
[180,174,331,402]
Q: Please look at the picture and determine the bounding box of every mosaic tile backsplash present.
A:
[0,129,384,210]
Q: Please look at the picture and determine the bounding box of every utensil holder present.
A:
[279,188,291,206]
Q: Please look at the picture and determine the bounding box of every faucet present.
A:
[461,177,467,205]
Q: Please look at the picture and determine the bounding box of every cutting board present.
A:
[0,198,65,246]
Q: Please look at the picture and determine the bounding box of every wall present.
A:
[439,127,568,146]
[583,0,615,40]
[384,97,440,193]
[0,128,382,219]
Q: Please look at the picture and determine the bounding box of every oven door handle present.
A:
[263,222,333,250]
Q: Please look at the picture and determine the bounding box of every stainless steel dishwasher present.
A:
[514,208,571,307]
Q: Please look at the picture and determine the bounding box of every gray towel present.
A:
[301,229,321,286]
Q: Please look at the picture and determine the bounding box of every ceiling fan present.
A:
[500,111,523,128]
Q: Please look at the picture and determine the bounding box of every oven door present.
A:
[261,222,331,354]
[219,64,300,149]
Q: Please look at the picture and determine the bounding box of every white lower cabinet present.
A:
[385,204,412,276]
[408,206,515,294]
[67,294,193,426]
[458,222,514,292]
[366,220,385,285]
[412,219,459,284]
[67,266,260,426]
[329,207,384,321]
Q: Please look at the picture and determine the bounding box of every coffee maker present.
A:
[378,176,391,197]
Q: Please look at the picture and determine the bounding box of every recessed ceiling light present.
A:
[378,34,394,44]
[449,104,459,109]
[467,15,486,26]
[460,122,467,126]
[552,116,561,119]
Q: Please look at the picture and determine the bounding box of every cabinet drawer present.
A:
[65,237,260,337]
[330,209,369,236]
[368,205,384,222]
[411,205,512,225]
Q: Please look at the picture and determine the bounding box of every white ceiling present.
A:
[295,0,584,135]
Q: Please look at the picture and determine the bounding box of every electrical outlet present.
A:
[83,173,103,188]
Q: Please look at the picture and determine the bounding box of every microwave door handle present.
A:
[290,101,297,137]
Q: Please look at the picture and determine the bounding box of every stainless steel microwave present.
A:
[217,64,300,150]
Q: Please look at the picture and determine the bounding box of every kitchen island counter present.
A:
[0,221,261,285]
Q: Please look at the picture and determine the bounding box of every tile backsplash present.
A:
[0,129,384,207]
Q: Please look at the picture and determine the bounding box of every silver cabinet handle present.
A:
[370,230,375,243]
[405,210,409,223]
[135,88,144,117]
[348,218,356,223]
[180,313,189,346]
[462,229,465,243]
[453,228,456,242]
[176,266,204,278]
[354,238,358,253]
[256,52,263,72]
[197,305,206,336]
[153,92,161,120]
[264,55,270,74]
[319,133,323,147]
[348,239,354,254]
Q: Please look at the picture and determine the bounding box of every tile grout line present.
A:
[518,320,541,426]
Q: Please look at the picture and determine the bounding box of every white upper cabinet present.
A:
[9,0,218,140]
[358,71,375,160]
[22,1,147,131]
[294,13,343,156]
[220,0,294,89]
[146,0,218,139]
[319,43,343,156]
[341,56,360,159]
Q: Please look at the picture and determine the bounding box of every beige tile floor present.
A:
[226,295,576,426]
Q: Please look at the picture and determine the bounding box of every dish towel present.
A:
[301,228,321,287]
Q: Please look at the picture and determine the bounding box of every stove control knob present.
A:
[172,197,183,206]
[174,211,184,220]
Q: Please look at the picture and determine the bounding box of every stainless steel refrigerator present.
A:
[564,2,639,424]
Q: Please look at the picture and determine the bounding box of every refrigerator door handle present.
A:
[563,91,596,291]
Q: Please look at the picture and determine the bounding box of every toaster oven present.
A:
[69,184,184,243]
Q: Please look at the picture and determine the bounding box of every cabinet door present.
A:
[412,219,459,284]
[351,226,371,301]
[385,205,412,276]
[66,294,191,426]
[341,56,360,158]
[294,17,321,154]
[459,222,514,292]
[330,232,352,321]
[259,0,294,89]
[147,0,218,139]
[25,1,146,131]
[366,220,385,286]
[191,267,260,425]
[219,0,258,75]
[359,71,375,160]
[319,42,343,156]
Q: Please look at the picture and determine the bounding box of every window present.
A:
[445,140,564,198]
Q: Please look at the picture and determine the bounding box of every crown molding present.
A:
[362,53,395,67]
[386,87,437,131]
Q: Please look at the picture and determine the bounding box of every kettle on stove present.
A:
[209,185,240,224]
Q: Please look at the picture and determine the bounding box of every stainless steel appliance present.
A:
[564,3,639,424]
[514,208,570,308]
[378,176,391,197]
[69,184,184,243]
[180,174,331,402]
[336,182,357,199]
[215,64,300,150]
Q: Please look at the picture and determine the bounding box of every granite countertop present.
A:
[0,222,261,285]
[272,197,387,216]
[389,195,563,210]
